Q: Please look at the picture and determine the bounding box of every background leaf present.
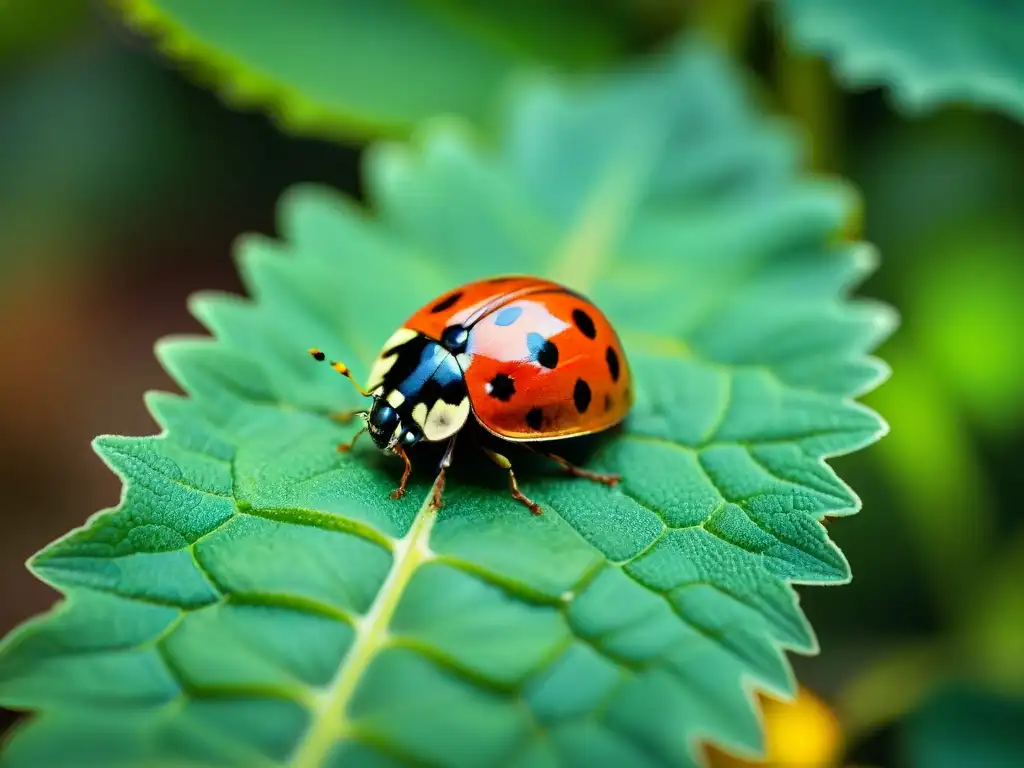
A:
[0,38,892,766]
[113,0,632,140]
[901,685,1024,768]
[776,0,1024,122]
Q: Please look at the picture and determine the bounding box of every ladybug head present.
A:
[367,398,398,450]
[367,396,422,453]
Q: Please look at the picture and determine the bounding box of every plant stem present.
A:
[775,33,840,173]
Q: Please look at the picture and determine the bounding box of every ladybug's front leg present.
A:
[534,450,620,487]
[390,445,413,500]
[483,448,542,515]
[336,427,367,454]
[431,437,458,510]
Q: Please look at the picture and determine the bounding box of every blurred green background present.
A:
[1,2,1022,766]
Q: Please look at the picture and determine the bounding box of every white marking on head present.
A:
[422,398,470,442]
[386,390,405,408]
[387,422,403,450]
[411,402,428,427]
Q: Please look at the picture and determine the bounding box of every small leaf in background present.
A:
[901,684,1024,768]
[113,0,632,140]
[776,0,1024,122]
[0,38,892,766]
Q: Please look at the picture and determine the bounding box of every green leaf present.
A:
[113,0,629,140]
[0,38,893,767]
[902,685,1024,768]
[776,0,1024,122]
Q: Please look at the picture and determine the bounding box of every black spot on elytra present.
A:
[488,276,515,283]
[494,306,522,327]
[572,308,597,339]
[604,394,613,412]
[431,291,462,313]
[526,332,559,369]
[574,379,592,414]
[606,346,620,382]
[526,407,543,430]
[487,373,516,401]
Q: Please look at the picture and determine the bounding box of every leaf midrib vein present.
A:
[547,131,663,293]
[287,485,439,767]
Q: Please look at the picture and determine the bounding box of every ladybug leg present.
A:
[431,437,457,510]
[336,426,367,453]
[534,449,620,487]
[390,444,413,500]
[483,448,542,515]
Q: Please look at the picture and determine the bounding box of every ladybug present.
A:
[309,275,632,514]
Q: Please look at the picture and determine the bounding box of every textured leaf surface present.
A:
[0,39,892,767]
[114,0,626,140]
[777,0,1024,122]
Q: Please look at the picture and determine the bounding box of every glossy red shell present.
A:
[402,276,632,442]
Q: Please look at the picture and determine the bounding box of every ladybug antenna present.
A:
[308,348,373,398]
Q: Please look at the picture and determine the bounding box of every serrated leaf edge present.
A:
[777,1,1024,123]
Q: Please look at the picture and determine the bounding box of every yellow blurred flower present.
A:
[704,686,843,767]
